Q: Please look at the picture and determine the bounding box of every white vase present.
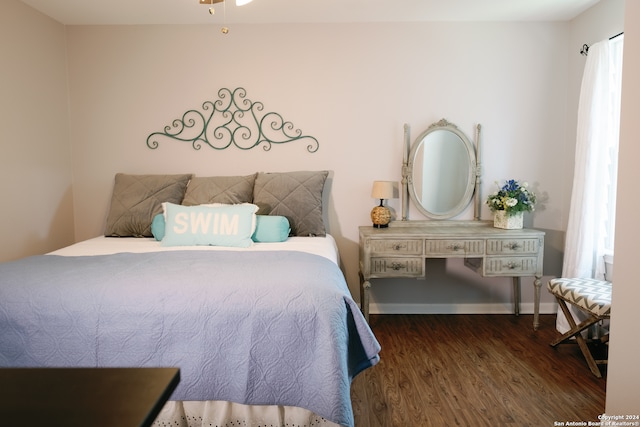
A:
[493,211,523,229]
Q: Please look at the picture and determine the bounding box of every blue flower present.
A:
[486,179,536,216]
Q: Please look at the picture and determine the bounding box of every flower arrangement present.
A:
[486,179,536,216]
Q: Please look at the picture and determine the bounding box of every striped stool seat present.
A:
[547,278,612,317]
[547,277,612,378]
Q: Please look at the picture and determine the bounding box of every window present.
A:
[602,35,623,256]
[563,35,624,281]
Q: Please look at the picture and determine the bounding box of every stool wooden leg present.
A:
[552,297,603,378]
[551,300,602,346]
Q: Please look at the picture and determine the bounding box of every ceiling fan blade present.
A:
[199,0,224,5]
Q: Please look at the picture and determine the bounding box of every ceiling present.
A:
[20,0,600,26]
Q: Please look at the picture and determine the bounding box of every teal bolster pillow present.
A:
[153,212,289,243]
[161,202,257,248]
[252,215,290,243]
[151,213,166,241]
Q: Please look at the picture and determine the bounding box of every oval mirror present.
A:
[404,119,479,220]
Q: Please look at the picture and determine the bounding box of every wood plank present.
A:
[351,314,606,426]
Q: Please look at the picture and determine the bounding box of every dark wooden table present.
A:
[0,367,180,427]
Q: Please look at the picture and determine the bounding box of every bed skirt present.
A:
[152,400,342,427]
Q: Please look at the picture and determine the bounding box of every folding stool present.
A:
[547,277,612,378]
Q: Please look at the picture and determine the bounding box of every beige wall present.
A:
[64,21,572,314]
[0,0,74,261]
[606,0,640,415]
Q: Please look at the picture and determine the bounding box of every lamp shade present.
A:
[371,181,396,200]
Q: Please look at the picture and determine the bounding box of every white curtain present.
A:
[558,38,623,332]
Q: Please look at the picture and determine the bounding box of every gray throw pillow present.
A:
[253,171,328,237]
[104,173,192,237]
[182,174,256,206]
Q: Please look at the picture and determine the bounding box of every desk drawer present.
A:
[425,239,484,256]
[369,239,423,255]
[486,239,540,255]
[370,257,424,277]
[483,256,540,275]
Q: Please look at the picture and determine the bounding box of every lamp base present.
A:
[371,205,391,228]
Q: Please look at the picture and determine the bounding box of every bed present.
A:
[0,171,380,427]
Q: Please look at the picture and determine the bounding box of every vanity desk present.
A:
[362,118,545,329]
[359,220,545,329]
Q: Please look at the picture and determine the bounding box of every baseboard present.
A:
[369,302,558,315]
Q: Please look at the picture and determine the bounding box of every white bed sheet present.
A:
[49,235,340,265]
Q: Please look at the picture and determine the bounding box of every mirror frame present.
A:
[402,118,482,220]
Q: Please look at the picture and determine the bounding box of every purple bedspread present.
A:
[0,250,380,427]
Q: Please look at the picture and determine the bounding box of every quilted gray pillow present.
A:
[182,174,256,206]
[105,173,192,237]
[253,171,328,237]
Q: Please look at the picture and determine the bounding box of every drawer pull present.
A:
[446,243,464,251]
[506,262,519,270]
[392,243,405,251]
[505,242,521,250]
[390,262,405,271]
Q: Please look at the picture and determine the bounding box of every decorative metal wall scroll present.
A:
[146,87,319,153]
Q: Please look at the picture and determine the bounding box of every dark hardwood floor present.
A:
[351,314,606,427]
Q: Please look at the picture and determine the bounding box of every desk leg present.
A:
[533,275,542,330]
[512,277,521,316]
[359,271,371,323]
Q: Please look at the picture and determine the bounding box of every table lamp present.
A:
[371,181,396,228]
